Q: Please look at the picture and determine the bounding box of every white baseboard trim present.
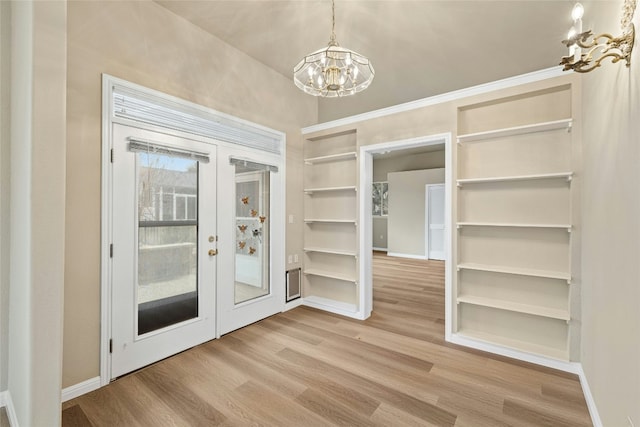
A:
[283,297,304,311]
[576,365,603,427]
[0,390,18,426]
[303,295,362,319]
[387,252,428,260]
[372,247,388,252]
[449,333,581,374]
[61,376,102,402]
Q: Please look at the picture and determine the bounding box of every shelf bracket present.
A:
[567,226,572,233]
[456,182,462,188]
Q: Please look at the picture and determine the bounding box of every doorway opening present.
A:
[358,133,453,340]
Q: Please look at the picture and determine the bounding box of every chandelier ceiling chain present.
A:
[293,0,375,97]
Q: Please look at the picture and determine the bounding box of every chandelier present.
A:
[293,0,374,97]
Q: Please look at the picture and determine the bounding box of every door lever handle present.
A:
[208,249,218,256]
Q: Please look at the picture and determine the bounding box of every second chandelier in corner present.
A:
[293,0,374,97]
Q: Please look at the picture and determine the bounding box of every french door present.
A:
[109,125,285,378]
[110,125,218,378]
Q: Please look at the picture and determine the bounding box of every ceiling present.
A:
[155,1,575,122]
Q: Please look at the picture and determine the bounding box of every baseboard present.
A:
[0,390,19,426]
[303,296,361,319]
[576,365,603,427]
[386,252,428,260]
[61,376,101,402]
[283,297,304,311]
[372,247,387,252]
[449,333,581,374]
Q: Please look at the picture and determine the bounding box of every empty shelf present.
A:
[303,269,357,283]
[304,152,357,164]
[457,172,573,185]
[457,222,572,231]
[304,186,357,194]
[304,247,357,256]
[457,263,570,282]
[304,219,357,224]
[457,119,572,143]
[457,295,570,321]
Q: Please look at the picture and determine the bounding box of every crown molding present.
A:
[302,66,567,135]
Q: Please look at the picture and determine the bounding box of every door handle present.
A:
[208,249,218,256]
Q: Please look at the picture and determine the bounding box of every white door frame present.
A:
[358,133,453,340]
[100,75,286,386]
[425,183,445,260]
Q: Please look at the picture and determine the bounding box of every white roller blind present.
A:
[128,138,210,163]
[113,85,283,155]
[229,156,278,172]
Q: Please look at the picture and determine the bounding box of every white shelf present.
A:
[456,329,569,361]
[457,295,570,321]
[457,172,573,186]
[304,247,357,257]
[303,295,358,315]
[457,222,572,232]
[304,152,357,164]
[457,119,572,143]
[304,219,357,224]
[457,263,570,282]
[304,186,357,194]
[303,269,357,283]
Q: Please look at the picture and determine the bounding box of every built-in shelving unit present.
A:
[455,85,578,362]
[302,129,360,318]
[457,118,572,144]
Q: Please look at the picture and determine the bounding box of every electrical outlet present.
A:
[294,254,299,263]
[288,255,292,264]
[288,214,294,224]
[380,235,383,239]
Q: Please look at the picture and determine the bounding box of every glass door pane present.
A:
[137,153,199,335]
[234,167,270,304]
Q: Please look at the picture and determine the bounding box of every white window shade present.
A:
[113,86,283,155]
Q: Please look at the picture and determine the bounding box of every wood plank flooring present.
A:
[62,252,592,426]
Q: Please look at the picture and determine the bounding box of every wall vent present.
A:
[286,268,301,302]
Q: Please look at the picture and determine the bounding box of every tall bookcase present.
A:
[454,84,579,361]
[302,129,360,316]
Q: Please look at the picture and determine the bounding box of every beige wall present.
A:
[64,0,316,388]
[8,1,67,424]
[372,150,446,249]
[580,1,640,424]
[387,168,445,257]
[373,149,445,182]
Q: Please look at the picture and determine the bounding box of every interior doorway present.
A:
[358,133,453,339]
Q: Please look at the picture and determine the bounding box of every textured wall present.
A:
[580,1,640,424]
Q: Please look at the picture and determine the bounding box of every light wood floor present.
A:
[62,252,592,426]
